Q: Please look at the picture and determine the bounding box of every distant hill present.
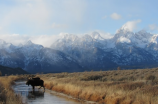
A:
[0,65,29,76]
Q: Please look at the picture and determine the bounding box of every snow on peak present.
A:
[150,34,158,44]
[22,40,43,51]
[115,28,134,40]
[138,29,148,34]
[58,33,79,42]
[90,32,104,40]
[116,22,135,34]
[45,30,157,50]
[118,36,131,43]
[120,26,131,32]
[113,29,154,48]
[81,34,93,42]
[136,30,152,40]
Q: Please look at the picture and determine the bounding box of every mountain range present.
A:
[0,29,158,73]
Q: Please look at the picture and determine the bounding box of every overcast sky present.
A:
[0,0,158,47]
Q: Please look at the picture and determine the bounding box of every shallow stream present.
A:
[13,81,82,104]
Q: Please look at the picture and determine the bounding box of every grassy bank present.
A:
[0,75,27,104]
[38,68,158,104]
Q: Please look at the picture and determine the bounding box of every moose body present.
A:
[26,77,45,91]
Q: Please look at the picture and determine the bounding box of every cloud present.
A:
[51,23,68,29]
[149,24,158,31]
[0,0,87,35]
[0,0,50,31]
[120,20,141,31]
[0,34,30,45]
[111,13,121,20]
[31,35,61,47]
[0,30,114,47]
[0,34,60,47]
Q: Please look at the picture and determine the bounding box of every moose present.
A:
[26,77,45,92]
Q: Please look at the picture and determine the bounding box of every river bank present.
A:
[0,75,26,104]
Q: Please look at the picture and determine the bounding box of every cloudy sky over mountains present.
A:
[0,0,158,47]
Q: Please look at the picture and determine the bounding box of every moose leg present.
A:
[43,86,45,92]
[32,86,35,91]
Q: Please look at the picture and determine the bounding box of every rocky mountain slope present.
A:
[0,40,83,73]
[51,29,158,69]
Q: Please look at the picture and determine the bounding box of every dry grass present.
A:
[37,68,158,104]
[0,75,27,104]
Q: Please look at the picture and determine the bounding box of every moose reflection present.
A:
[27,90,44,99]
[26,77,45,92]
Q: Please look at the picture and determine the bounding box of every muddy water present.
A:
[13,81,82,104]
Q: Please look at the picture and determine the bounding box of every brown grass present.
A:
[0,75,27,104]
[37,68,158,104]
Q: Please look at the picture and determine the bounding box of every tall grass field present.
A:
[1,67,158,104]
[38,68,158,104]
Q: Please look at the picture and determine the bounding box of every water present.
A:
[13,81,82,104]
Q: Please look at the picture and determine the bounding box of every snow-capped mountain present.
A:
[1,29,158,73]
[51,29,158,69]
[114,29,153,48]
[0,40,83,73]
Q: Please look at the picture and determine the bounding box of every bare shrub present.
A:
[102,77,107,82]
[81,75,103,81]
[128,76,135,81]
[118,77,127,81]
[145,75,156,82]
